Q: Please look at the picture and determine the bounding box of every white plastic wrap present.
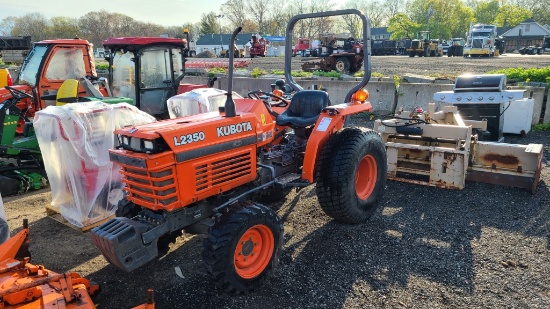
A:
[167,88,243,118]
[0,193,8,244]
[34,102,156,228]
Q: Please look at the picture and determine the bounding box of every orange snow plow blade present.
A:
[0,220,100,309]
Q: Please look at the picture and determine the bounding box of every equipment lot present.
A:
[4,54,550,308]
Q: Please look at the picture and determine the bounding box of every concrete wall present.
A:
[545,95,550,124]
[397,83,454,112]
[182,75,549,125]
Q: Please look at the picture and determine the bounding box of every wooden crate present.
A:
[45,205,114,232]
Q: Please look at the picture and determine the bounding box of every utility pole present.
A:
[216,14,224,52]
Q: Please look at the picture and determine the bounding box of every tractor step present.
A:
[91,217,158,272]
[275,173,310,188]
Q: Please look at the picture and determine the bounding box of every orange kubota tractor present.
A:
[91,9,386,293]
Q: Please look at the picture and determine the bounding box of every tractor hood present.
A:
[114,111,260,155]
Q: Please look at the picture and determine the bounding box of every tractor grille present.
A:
[195,152,252,192]
[122,165,178,208]
[472,39,483,48]
[411,41,420,49]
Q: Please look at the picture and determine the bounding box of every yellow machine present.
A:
[406,31,442,57]
[220,44,244,58]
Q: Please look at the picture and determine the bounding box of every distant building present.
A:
[371,27,391,40]
[195,33,256,56]
[501,18,550,52]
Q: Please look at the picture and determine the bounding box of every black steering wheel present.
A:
[247,90,289,107]
[5,86,33,101]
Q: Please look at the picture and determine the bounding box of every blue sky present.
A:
[1,0,227,27]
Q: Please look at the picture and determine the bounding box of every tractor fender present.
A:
[302,102,373,182]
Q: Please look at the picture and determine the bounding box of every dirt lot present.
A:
[3,54,550,308]
[249,53,550,78]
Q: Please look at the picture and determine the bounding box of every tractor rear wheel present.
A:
[203,202,283,293]
[335,57,350,74]
[316,128,387,224]
[424,46,430,57]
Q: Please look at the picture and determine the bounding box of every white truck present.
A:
[463,23,499,58]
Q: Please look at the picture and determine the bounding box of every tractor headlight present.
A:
[143,140,154,150]
[118,135,169,153]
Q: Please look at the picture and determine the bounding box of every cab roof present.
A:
[102,37,187,51]
[36,39,93,46]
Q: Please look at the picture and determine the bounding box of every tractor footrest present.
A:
[275,173,310,188]
[91,217,158,272]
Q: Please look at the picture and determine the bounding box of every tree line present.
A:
[1,0,549,47]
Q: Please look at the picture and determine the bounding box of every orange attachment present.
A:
[234,224,275,279]
[0,226,29,261]
[355,154,378,199]
[0,220,99,309]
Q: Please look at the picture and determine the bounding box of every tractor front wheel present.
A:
[203,202,283,293]
[316,128,387,223]
[334,57,350,74]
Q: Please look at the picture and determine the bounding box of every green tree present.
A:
[10,13,50,41]
[48,17,81,39]
[199,12,221,36]
[387,13,421,39]
[222,0,248,29]
[0,17,17,36]
[407,0,474,39]
[474,0,500,24]
[494,4,532,27]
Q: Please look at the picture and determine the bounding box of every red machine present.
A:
[292,38,311,56]
[249,34,268,58]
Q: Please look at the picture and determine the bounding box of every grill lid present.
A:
[454,74,506,92]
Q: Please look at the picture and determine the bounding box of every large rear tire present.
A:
[203,202,283,293]
[316,128,387,223]
[424,46,430,57]
[334,57,350,74]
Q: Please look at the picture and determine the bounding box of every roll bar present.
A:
[284,9,372,103]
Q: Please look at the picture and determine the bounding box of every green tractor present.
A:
[0,86,46,196]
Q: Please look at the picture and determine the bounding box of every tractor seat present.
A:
[276,90,329,127]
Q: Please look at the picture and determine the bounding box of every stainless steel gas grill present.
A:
[433,74,526,142]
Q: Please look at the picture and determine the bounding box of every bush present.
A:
[250,67,267,78]
[269,70,313,78]
[353,71,384,78]
[313,71,341,78]
[196,50,217,58]
[488,67,550,83]
[206,67,227,77]
[533,123,550,131]
[95,62,109,70]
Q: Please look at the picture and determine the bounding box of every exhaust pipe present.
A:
[224,26,242,118]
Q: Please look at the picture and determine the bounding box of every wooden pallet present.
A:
[45,205,114,232]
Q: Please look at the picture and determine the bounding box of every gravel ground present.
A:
[3,55,550,308]
[249,53,550,78]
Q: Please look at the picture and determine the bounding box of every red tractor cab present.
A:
[103,37,207,119]
[0,39,102,133]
